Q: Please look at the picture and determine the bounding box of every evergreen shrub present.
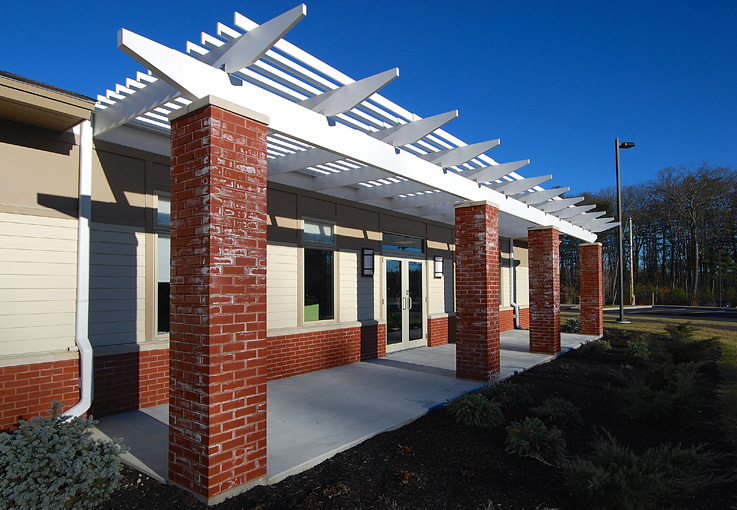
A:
[0,401,126,510]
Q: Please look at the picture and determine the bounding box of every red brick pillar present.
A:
[454,201,500,380]
[168,97,269,504]
[580,242,604,336]
[528,226,560,354]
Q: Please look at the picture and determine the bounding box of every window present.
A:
[382,232,424,253]
[156,195,170,334]
[303,220,335,322]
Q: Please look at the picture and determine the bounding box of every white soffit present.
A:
[95,5,608,242]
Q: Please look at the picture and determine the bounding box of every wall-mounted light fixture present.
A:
[362,248,375,277]
[434,256,444,278]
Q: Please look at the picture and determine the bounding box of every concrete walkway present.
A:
[94,331,596,484]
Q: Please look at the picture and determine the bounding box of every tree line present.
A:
[560,163,737,307]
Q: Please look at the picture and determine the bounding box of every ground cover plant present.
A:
[98,326,737,509]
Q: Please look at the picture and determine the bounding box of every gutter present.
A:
[65,118,93,418]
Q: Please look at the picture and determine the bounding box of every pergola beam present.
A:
[554,204,595,219]
[268,147,337,176]
[369,110,458,146]
[299,68,399,117]
[492,175,552,195]
[311,165,387,190]
[463,159,530,183]
[539,196,584,213]
[201,4,306,73]
[418,139,500,168]
[514,187,569,205]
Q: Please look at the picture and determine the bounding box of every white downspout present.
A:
[65,118,93,418]
[510,238,523,330]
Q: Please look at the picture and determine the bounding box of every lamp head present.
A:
[619,141,635,149]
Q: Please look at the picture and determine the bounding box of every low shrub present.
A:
[579,339,612,354]
[530,397,584,428]
[619,362,702,422]
[566,432,724,510]
[0,401,126,510]
[479,381,533,409]
[561,317,580,333]
[505,417,566,465]
[626,339,650,359]
[446,393,504,428]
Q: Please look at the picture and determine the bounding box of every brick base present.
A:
[361,322,387,361]
[0,359,79,431]
[269,322,385,380]
[428,315,456,346]
[91,350,169,418]
[499,307,530,332]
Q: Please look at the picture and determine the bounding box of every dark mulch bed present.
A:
[100,330,737,509]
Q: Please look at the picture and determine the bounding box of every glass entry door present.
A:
[386,258,425,352]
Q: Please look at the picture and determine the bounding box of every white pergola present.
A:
[93,4,615,241]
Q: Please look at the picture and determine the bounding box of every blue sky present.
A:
[2,0,735,196]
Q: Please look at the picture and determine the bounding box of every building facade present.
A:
[0,5,607,504]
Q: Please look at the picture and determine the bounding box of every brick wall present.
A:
[454,202,500,380]
[580,243,604,336]
[269,326,360,380]
[168,101,269,502]
[0,359,79,431]
[360,322,387,361]
[428,315,456,346]
[91,349,169,417]
[529,227,560,354]
[499,307,530,332]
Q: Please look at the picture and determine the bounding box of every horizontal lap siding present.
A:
[89,223,145,348]
[267,244,298,330]
[340,251,358,322]
[0,213,77,356]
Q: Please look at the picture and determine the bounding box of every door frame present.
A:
[383,254,427,353]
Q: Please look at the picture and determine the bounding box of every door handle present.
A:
[407,297,413,310]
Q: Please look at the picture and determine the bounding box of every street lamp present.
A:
[615,139,635,323]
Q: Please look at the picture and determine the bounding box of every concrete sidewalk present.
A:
[94,331,596,484]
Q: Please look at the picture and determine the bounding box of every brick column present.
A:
[580,242,604,336]
[454,201,500,380]
[528,226,560,354]
[168,96,269,504]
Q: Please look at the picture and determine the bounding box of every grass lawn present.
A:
[562,310,737,432]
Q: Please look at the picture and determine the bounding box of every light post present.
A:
[615,139,635,323]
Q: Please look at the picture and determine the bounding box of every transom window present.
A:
[382,233,424,254]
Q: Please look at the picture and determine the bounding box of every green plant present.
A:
[446,393,504,428]
[479,381,533,409]
[566,432,724,510]
[0,401,126,510]
[504,417,566,465]
[619,362,702,422]
[626,339,650,359]
[579,339,612,354]
[530,397,584,428]
[561,317,580,333]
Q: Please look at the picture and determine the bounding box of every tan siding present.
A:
[339,250,358,322]
[514,243,530,307]
[428,262,445,315]
[0,212,77,356]
[267,243,298,330]
[89,223,145,347]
